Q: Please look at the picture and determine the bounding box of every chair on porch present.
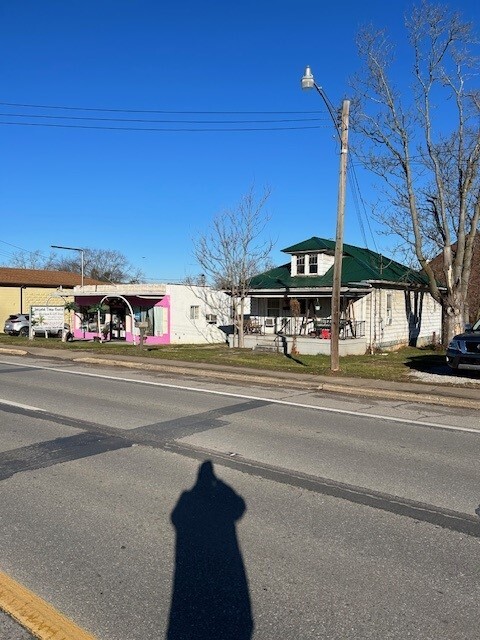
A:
[244,317,262,334]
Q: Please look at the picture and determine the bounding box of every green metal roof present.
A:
[249,237,427,290]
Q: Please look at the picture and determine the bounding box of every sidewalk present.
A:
[1,344,479,410]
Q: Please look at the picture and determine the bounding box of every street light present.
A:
[51,244,85,289]
[301,65,350,372]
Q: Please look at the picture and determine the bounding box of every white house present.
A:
[243,237,442,355]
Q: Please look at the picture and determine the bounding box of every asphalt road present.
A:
[0,611,33,639]
[0,355,479,639]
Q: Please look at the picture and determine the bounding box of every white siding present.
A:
[365,288,442,350]
[317,253,335,276]
[167,284,231,344]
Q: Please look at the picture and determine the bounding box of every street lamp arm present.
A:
[51,244,85,289]
[311,82,341,140]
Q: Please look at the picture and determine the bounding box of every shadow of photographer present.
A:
[166,460,254,640]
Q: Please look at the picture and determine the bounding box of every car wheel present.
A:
[57,330,63,338]
[18,327,29,337]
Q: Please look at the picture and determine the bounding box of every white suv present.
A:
[3,313,68,338]
[4,313,30,337]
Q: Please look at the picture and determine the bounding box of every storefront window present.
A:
[133,306,155,336]
[80,307,106,332]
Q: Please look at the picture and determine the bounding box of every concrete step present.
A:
[253,340,280,353]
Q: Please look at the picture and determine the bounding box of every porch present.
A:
[245,316,365,339]
[231,332,368,356]
[238,316,367,356]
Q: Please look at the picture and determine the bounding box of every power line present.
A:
[0,101,324,116]
[0,111,328,125]
[0,120,328,132]
[348,158,380,253]
[0,100,329,131]
[0,239,53,265]
[0,239,45,255]
[0,239,31,252]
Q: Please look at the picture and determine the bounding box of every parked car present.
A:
[33,323,70,338]
[3,313,69,338]
[446,318,480,371]
[4,313,30,337]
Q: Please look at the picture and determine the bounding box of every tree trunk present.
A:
[442,292,467,345]
[238,297,245,348]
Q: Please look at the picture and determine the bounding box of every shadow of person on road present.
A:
[166,460,253,640]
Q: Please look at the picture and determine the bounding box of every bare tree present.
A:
[192,186,274,347]
[351,1,480,343]
[6,249,56,269]
[289,298,301,355]
[7,247,144,283]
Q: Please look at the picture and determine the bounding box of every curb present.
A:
[319,383,480,410]
[0,348,28,356]
[74,357,480,411]
[73,357,322,389]
[0,569,97,640]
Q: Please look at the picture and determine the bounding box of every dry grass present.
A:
[0,334,448,382]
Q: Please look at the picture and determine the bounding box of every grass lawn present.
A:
[0,334,451,383]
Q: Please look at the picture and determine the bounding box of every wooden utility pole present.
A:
[330,99,350,372]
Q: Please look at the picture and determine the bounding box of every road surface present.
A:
[0,354,479,639]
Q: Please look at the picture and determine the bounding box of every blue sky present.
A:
[1,0,479,281]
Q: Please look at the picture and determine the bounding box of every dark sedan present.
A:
[446,318,480,371]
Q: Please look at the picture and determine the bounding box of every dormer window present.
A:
[291,251,335,276]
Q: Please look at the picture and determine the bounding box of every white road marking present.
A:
[0,358,479,434]
[0,398,45,412]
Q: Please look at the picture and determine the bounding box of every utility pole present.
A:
[330,99,350,372]
[301,67,350,372]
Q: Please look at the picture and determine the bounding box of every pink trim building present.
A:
[68,283,230,346]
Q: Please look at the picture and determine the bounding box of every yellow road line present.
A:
[0,570,97,640]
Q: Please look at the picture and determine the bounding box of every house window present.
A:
[386,293,393,325]
[308,254,318,274]
[297,255,305,274]
[267,299,280,317]
[190,305,200,320]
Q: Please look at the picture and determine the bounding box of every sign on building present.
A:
[30,305,66,338]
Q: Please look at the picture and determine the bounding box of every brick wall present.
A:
[0,286,73,332]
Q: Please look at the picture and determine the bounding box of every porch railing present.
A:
[246,316,365,339]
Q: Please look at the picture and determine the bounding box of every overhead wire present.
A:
[0,100,330,131]
[0,239,50,265]
[0,99,379,260]
[0,101,325,115]
[0,111,328,125]
[347,158,380,254]
[0,120,329,132]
